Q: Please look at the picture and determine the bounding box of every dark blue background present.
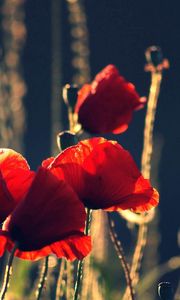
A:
[23,0,180,293]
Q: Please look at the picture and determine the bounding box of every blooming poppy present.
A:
[0,153,91,261]
[75,64,146,134]
[0,149,35,223]
[47,137,159,212]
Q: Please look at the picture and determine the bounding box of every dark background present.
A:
[24,0,180,294]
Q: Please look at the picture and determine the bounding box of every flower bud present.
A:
[144,46,169,72]
[145,46,163,67]
[158,282,174,300]
[57,130,78,151]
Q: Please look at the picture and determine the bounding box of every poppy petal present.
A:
[41,157,55,168]
[49,138,159,212]
[75,65,145,134]
[6,167,91,260]
[0,148,30,172]
[2,234,91,261]
[0,230,8,256]
[0,149,35,222]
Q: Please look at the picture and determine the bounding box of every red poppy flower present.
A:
[0,149,91,260]
[75,64,146,134]
[0,158,91,261]
[0,149,35,223]
[47,138,159,212]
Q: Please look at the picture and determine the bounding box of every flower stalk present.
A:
[73,208,91,300]
[0,244,17,300]
[36,256,49,300]
[127,66,162,291]
[107,213,135,300]
[123,46,169,300]
[55,259,66,300]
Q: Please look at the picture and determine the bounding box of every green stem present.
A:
[73,260,83,300]
[55,258,66,300]
[0,244,17,300]
[85,208,92,235]
[73,208,91,300]
[107,213,135,300]
[36,256,49,300]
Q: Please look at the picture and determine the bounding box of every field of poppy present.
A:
[0,1,180,300]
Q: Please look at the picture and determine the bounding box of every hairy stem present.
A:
[66,261,74,300]
[119,208,155,225]
[141,72,162,178]
[0,245,17,300]
[107,214,135,300]
[123,71,162,300]
[55,258,66,300]
[73,208,91,300]
[73,260,84,300]
[36,256,49,300]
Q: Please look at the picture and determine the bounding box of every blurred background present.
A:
[0,0,180,299]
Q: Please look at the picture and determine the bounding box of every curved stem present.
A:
[73,208,91,300]
[141,72,162,179]
[129,224,148,283]
[107,213,135,300]
[123,71,162,300]
[119,208,155,225]
[0,245,17,300]
[36,256,49,300]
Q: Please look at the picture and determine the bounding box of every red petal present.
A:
[41,157,55,168]
[49,138,108,197]
[0,149,30,172]
[3,233,91,261]
[75,65,145,134]
[0,230,8,257]
[7,167,91,260]
[105,181,159,212]
[0,149,35,222]
[49,235,91,260]
[76,84,91,111]
[50,138,159,212]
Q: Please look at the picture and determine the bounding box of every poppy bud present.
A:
[57,130,78,151]
[158,282,174,300]
[145,46,164,67]
[145,46,169,72]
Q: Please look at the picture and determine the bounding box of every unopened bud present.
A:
[158,282,174,300]
[57,130,78,151]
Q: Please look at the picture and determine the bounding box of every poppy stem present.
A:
[66,261,74,299]
[36,256,49,300]
[73,208,91,300]
[85,208,92,235]
[55,258,66,300]
[73,260,84,300]
[0,244,17,300]
[122,69,163,300]
[107,213,135,300]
